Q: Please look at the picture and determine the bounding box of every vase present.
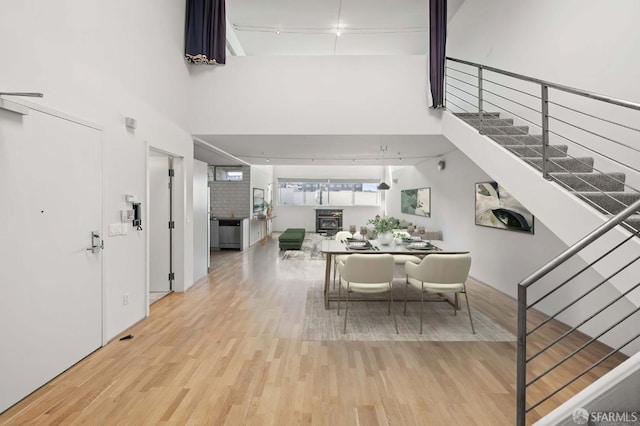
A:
[377,231,394,245]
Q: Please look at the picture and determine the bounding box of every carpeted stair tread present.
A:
[504,145,568,158]
[623,215,640,233]
[578,192,640,214]
[525,157,595,173]
[454,112,501,118]
[478,125,531,136]
[489,134,543,146]
[461,118,515,127]
[549,173,626,192]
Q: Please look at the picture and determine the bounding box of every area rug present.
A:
[302,281,516,342]
[282,237,326,261]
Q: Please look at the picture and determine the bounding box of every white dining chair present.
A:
[332,231,354,288]
[337,254,397,334]
[404,253,475,334]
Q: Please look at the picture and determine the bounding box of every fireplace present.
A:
[316,209,343,235]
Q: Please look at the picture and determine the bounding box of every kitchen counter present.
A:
[210,217,249,220]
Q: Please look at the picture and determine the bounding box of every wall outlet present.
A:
[123,293,130,305]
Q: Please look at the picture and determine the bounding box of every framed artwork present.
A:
[475,182,534,234]
[253,187,265,213]
[401,188,431,217]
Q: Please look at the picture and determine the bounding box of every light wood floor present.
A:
[0,238,627,425]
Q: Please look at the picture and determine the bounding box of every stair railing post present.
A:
[478,66,484,134]
[516,284,528,426]
[541,84,550,179]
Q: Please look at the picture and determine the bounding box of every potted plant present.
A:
[368,216,399,244]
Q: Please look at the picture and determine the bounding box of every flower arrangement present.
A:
[368,216,399,234]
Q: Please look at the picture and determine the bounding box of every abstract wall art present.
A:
[475,182,534,234]
[401,187,431,217]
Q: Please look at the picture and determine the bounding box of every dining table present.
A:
[320,238,469,309]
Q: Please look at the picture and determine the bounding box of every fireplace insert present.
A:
[316,209,343,235]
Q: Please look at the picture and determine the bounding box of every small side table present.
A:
[253,215,275,244]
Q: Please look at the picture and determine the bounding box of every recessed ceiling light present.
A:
[276,29,280,35]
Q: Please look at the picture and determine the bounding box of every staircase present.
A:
[444,57,640,425]
[454,113,640,233]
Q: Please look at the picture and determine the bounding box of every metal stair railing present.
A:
[515,198,640,425]
[444,57,640,233]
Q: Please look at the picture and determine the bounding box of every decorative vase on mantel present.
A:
[377,231,394,245]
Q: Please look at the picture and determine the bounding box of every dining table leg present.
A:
[324,253,332,309]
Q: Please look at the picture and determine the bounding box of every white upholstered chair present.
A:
[337,254,397,334]
[389,230,422,272]
[404,253,475,334]
[332,231,354,288]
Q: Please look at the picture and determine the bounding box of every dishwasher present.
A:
[218,219,242,249]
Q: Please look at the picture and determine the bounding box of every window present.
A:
[277,178,379,206]
[214,166,243,182]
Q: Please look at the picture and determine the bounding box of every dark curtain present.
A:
[185,0,226,65]
[429,0,447,107]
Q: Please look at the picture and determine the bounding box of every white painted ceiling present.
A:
[194,0,466,166]
[194,135,455,166]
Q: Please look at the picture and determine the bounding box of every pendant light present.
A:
[377,146,390,190]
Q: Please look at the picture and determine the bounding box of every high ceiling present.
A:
[194,135,456,166]
[226,0,465,56]
[194,0,465,166]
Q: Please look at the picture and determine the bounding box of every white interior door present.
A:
[149,153,171,292]
[0,105,103,413]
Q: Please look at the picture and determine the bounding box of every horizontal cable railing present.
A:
[445,57,640,234]
[516,199,640,424]
[444,57,640,425]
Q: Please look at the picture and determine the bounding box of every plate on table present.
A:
[348,241,370,250]
[408,242,432,250]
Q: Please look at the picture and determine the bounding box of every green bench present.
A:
[279,228,305,250]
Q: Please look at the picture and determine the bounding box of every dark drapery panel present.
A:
[185,0,226,65]
[429,0,447,107]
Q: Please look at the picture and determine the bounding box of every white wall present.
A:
[0,0,194,341]
[193,160,209,282]
[188,55,443,135]
[448,0,640,102]
[272,165,386,232]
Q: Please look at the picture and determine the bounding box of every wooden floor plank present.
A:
[0,238,628,425]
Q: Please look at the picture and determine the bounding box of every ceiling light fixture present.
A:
[276,28,280,35]
[377,145,390,190]
[336,28,341,37]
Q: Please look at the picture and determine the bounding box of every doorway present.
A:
[148,150,173,304]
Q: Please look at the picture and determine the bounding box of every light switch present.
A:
[121,223,129,235]
[109,223,123,236]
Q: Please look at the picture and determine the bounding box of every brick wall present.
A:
[209,165,251,218]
